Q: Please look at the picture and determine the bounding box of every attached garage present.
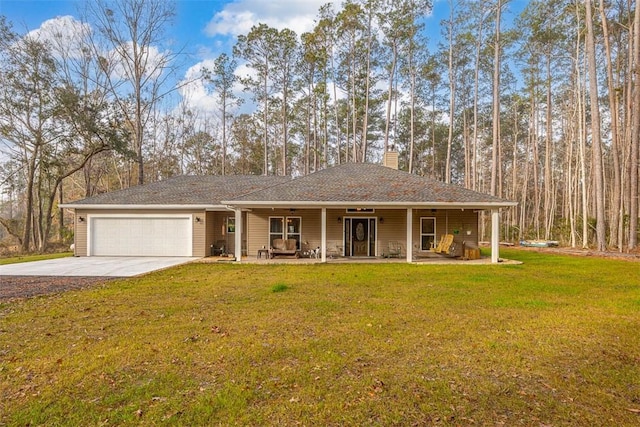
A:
[88,215,193,256]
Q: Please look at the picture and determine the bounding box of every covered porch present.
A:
[223,162,516,264]
[227,206,507,264]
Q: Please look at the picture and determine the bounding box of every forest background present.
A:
[0,0,638,254]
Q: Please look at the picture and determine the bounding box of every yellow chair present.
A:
[434,234,455,256]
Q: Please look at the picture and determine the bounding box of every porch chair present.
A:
[387,241,402,258]
[434,234,455,256]
[210,240,226,256]
[326,241,343,258]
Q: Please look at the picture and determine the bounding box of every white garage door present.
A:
[90,216,192,256]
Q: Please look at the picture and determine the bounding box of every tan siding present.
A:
[300,210,321,252]
[413,209,479,256]
[74,206,480,259]
[326,209,345,255]
[376,209,407,257]
[75,210,88,256]
[247,209,270,256]
[192,211,206,257]
[247,209,345,257]
[74,208,207,257]
[205,211,216,256]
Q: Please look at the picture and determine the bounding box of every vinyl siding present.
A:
[74,209,206,257]
[74,207,479,259]
[413,209,479,256]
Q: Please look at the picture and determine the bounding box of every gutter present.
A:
[219,200,518,209]
[59,204,227,210]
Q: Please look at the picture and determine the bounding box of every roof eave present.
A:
[220,200,518,209]
[59,204,226,210]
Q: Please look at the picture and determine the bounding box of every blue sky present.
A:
[0,0,526,112]
[0,1,346,58]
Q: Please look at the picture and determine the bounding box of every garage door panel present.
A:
[90,216,192,256]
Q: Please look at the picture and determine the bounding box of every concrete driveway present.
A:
[0,257,199,277]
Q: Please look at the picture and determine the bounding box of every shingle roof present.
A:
[65,175,290,206]
[228,163,515,207]
[63,163,515,209]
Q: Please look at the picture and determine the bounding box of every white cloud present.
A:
[25,15,91,59]
[183,0,341,117]
[107,41,170,81]
[179,60,218,113]
[178,59,254,116]
[205,0,338,37]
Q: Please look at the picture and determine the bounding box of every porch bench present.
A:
[270,238,300,258]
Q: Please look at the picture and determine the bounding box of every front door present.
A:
[344,217,376,257]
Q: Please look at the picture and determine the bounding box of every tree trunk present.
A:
[360,5,373,163]
[490,0,502,197]
[597,0,623,250]
[544,54,553,239]
[629,0,640,249]
[384,41,397,154]
[21,144,40,252]
[472,5,485,191]
[445,1,455,184]
[585,0,607,251]
[263,60,269,175]
[222,93,227,176]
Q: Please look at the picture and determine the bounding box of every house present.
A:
[60,158,517,263]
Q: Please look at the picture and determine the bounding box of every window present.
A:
[420,217,436,250]
[346,208,375,213]
[269,216,302,249]
[286,217,301,249]
[227,217,235,233]
[269,217,284,248]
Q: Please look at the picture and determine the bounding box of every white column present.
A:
[321,208,327,263]
[234,208,243,262]
[406,208,413,263]
[491,209,500,263]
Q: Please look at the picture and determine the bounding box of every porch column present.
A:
[234,208,243,262]
[491,209,500,263]
[406,208,413,262]
[321,207,327,263]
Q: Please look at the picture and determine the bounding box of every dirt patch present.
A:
[0,276,117,302]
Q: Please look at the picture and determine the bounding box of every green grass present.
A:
[0,252,72,265]
[1,249,639,426]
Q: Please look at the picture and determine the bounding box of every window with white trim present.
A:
[420,217,436,250]
[227,217,235,233]
[269,216,302,249]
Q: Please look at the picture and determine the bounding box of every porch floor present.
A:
[200,254,521,265]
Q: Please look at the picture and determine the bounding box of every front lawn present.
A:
[0,252,72,265]
[1,249,639,425]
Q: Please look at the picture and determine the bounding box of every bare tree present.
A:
[629,0,640,250]
[444,0,456,184]
[84,0,179,185]
[584,0,606,251]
